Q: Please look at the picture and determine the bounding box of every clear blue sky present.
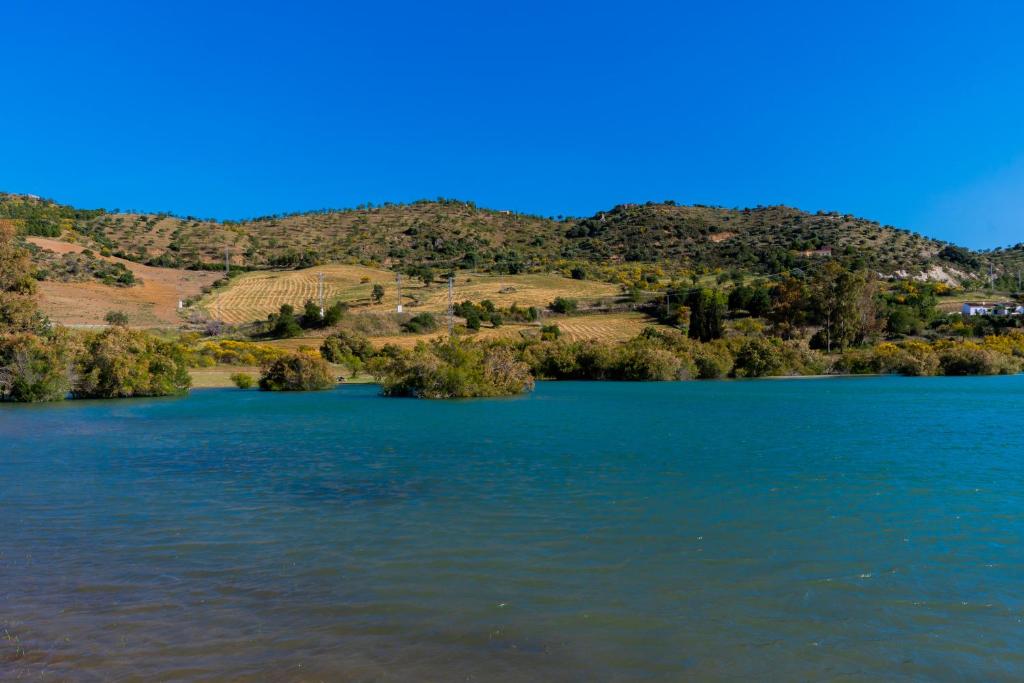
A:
[2,1,1022,248]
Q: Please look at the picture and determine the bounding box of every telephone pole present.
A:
[224,247,230,275]
[396,273,403,313]
[447,275,454,338]
[317,272,325,316]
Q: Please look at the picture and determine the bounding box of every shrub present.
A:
[549,297,578,314]
[612,343,686,381]
[938,346,1018,376]
[191,339,287,367]
[540,324,561,341]
[259,353,336,391]
[377,339,533,398]
[303,299,324,328]
[323,301,347,327]
[74,327,191,398]
[104,310,129,326]
[403,312,438,334]
[270,304,302,338]
[733,337,785,377]
[320,330,374,363]
[0,333,71,402]
[692,340,734,379]
[230,372,255,389]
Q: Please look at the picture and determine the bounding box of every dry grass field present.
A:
[202,267,622,324]
[547,312,656,342]
[28,237,219,327]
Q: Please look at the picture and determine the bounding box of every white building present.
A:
[962,302,1024,316]
[962,302,992,316]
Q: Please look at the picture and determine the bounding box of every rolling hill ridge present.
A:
[1,192,1015,282]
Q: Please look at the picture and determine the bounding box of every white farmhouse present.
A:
[961,302,1024,316]
[962,302,992,316]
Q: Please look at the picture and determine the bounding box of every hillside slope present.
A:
[0,192,992,279]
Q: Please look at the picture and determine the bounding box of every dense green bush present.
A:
[403,312,438,334]
[612,343,689,380]
[549,297,578,314]
[375,339,533,398]
[74,327,191,398]
[270,304,302,338]
[259,353,336,391]
[692,340,734,378]
[938,346,1017,376]
[230,372,255,389]
[0,332,72,402]
[320,329,374,363]
[732,337,786,377]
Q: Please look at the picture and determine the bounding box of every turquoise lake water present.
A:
[2,377,1024,680]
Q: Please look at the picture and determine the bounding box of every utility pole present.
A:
[224,247,230,276]
[396,273,403,313]
[447,275,454,338]
[317,272,325,316]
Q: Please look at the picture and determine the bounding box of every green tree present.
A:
[371,284,385,304]
[0,332,72,402]
[550,297,578,314]
[377,339,533,399]
[809,262,878,352]
[768,276,808,339]
[271,304,302,338]
[323,301,346,326]
[74,327,191,398]
[687,288,726,342]
[303,299,323,327]
[320,330,374,362]
[733,337,785,377]
[259,353,335,391]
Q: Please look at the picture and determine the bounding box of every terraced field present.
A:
[203,268,623,324]
[550,312,656,342]
[203,264,395,323]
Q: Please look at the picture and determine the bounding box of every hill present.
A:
[25,236,219,327]
[0,192,999,282]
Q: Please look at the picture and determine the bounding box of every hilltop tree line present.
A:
[8,193,1017,282]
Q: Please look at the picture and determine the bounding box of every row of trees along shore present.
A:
[6,220,1024,402]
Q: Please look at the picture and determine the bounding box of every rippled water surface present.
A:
[3,378,1024,681]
